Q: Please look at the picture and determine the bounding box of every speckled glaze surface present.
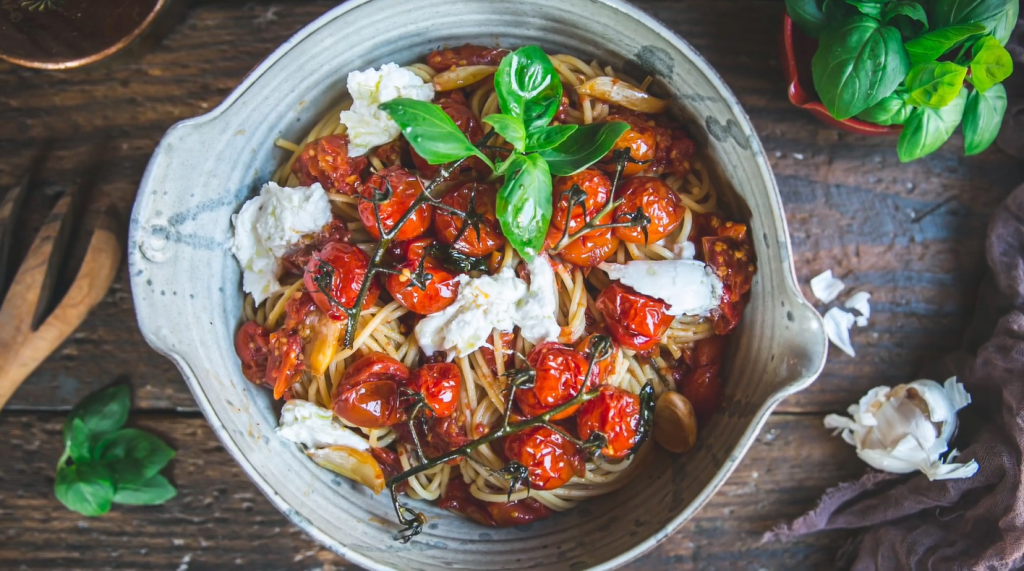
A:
[128,1,828,569]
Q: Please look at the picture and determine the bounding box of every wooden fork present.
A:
[0,173,122,410]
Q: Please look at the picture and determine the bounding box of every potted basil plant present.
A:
[784,0,1017,161]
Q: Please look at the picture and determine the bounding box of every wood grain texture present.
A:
[0,412,863,570]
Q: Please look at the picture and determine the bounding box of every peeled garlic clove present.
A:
[307,445,386,494]
[303,310,343,376]
[432,65,497,91]
[654,391,698,453]
[576,77,668,114]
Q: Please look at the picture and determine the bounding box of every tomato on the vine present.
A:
[575,333,619,385]
[613,176,683,244]
[601,113,655,177]
[358,166,433,241]
[595,282,673,353]
[551,169,612,234]
[515,342,591,420]
[405,362,462,418]
[503,425,585,491]
[291,134,367,195]
[545,226,619,268]
[303,242,380,321]
[576,385,641,460]
[434,182,506,257]
[332,352,409,428]
[385,261,460,315]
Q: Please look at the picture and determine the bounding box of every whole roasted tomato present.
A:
[576,385,642,460]
[358,166,433,241]
[550,169,612,234]
[405,362,462,418]
[515,343,591,420]
[426,44,509,71]
[613,176,683,244]
[386,261,460,315]
[332,353,409,428]
[291,134,367,195]
[281,219,351,276]
[601,113,656,177]
[235,321,271,386]
[652,125,697,177]
[303,242,380,321]
[545,226,619,268]
[487,496,554,527]
[575,333,619,385]
[676,336,727,423]
[595,282,673,353]
[434,182,506,257]
[504,425,585,491]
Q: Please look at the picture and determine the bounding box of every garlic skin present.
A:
[824,377,979,481]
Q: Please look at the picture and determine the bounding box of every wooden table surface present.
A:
[2,0,1021,569]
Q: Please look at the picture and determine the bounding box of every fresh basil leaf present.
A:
[811,16,910,120]
[494,153,527,176]
[55,463,115,517]
[905,61,969,108]
[113,474,177,506]
[525,124,578,153]
[786,0,829,37]
[96,428,176,484]
[883,1,929,38]
[68,418,92,464]
[897,86,968,161]
[495,45,563,133]
[963,83,1007,155]
[904,23,987,64]
[378,98,492,168]
[483,114,527,153]
[63,384,131,444]
[537,122,630,176]
[970,36,1014,92]
[931,0,1019,45]
[857,91,914,125]
[496,153,552,261]
[845,0,886,19]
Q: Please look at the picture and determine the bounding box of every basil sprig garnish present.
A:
[55,384,177,516]
[380,45,629,261]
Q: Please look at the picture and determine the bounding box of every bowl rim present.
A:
[129,1,828,569]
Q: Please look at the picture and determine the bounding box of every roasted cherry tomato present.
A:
[332,352,409,428]
[369,447,408,494]
[479,330,516,374]
[613,176,683,244]
[554,95,572,124]
[601,114,656,177]
[434,182,506,256]
[267,330,304,399]
[576,385,642,459]
[653,126,697,177]
[503,425,584,491]
[411,99,487,179]
[515,342,591,420]
[358,166,433,241]
[683,335,727,370]
[575,333,619,385]
[405,362,462,418]
[281,219,351,276]
[386,261,460,315]
[426,43,509,71]
[303,242,380,321]
[387,236,435,265]
[703,233,754,335]
[545,226,620,268]
[373,138,407,169]
[487,496,554,527]
[550,169,612,234]
[595,282,673,353]
[291,134,367,195]
[235,321,271,386]
[677,364,722,424]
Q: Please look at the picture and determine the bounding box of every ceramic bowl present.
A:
[128,1,827,569]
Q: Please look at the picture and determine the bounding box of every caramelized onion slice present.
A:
[577,77,668,114]
[433,65,498,92]
[307,446,386,494]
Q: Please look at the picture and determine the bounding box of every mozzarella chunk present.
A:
[230,182,332,304]
[339,63,435,156]
[810,269,845,303]
[598,259,723,316]
[516,255,562,344]
[277,400,370,451]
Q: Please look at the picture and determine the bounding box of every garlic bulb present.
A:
[824,377,979,481]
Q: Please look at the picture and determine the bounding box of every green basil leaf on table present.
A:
[113,474,178,506]
[930,0,1019,45]
[96,428,176,484]
[786,0,829,37]
[494,45,563,133]
[897,86,968,161]
[63,384,130,444]
[482,113,527,153]
[882,1,929,38]
[525,124,578,153]
[68,418,93,464]
[856,91,913,125]
[844,0,886,19]
[970,36,1014,92]
[811,16,910,120]
[905,61,969,108]
[496,153,552,261]
[378,98,493,168]
[904,23,987,65]
[537,121,630,176]
[963,83,1007,155]
[55,463,115,517]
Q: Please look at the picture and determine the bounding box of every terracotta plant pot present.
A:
[780,12,902,136]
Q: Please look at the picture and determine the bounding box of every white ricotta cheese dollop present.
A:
[230,181,332,304]
[277,400,370,451]
[599,259,723,316]
[339,63,435,157]
[415,254,562,358]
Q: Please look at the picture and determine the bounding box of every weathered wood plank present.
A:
[0,411,862,570]
[0,0,1019,415]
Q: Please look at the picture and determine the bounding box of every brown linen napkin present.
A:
[763,184,1024,570]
